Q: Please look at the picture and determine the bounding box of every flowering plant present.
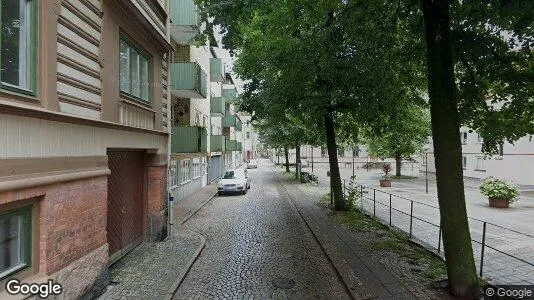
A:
[479,177,519,203]
[381,163,392,179]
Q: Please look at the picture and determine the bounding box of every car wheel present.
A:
[218,192,222,196]
[243,189,247,195]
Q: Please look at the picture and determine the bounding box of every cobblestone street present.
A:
[173,165,350,299]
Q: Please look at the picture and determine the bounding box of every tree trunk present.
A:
[295,143,301,180]
[395,152,402,177]
[284,146,290,172]
[324,111,345,210]
[421,0,478,297]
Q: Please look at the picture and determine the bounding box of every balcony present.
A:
[222,88,237,102]
[170,0,200,44]
[237,142,243,151]
[211,135,226,152]
[226,139,239,151]
[222,114,236,128]
[171,126,207,153]
[171,62,207,99]
[210,58,225,82]
[210,97,225,117]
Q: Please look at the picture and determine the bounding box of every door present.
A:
[209,155,221,182]
[107,150,145,263]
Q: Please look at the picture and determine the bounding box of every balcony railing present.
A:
[237,142,243,151]
[170,0,200,44]
[235,119,242,131]
[222,114,236,128]
[211,135,226,152]
[226,139,239,151]
[210,97,225,117]
[222,88,237,102]
[170,62,207,99]
[171,126,207,153]
[210,58,224,82]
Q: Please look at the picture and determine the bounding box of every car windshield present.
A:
[234,171,246,178]
[223,171,234,179]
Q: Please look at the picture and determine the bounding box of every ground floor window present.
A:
[192,158,201,179]
[475,156,486,171]
[462,156,467,169]
[179,159,190,184]
[0,207,31,280]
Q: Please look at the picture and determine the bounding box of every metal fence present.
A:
[341,179,534,285]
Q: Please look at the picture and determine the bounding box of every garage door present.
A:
[107,150,145,263]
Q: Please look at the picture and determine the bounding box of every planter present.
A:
[380,179,391,187]
[489,197,510,208]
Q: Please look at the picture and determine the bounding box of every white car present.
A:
[247,160,258,169]
[218,169,251,195]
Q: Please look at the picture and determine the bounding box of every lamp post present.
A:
[311,147,314,173]
[352,148,355,177]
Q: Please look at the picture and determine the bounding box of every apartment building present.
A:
[239,113,259,161]
[421,128,534,185]
[168,0,243,198]
[0,0,171,298]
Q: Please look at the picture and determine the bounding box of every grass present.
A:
[318,198,448,281]
[283,171,296,179]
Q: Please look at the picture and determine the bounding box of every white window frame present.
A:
[475,156,486,171]
[179,159,191,184]
[462,156,467,169]
[119,36,151,103]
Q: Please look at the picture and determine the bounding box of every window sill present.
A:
[0,89,40,106]
[119,96,155,113]
[474,169,487,172]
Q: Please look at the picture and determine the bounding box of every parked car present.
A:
[218,169,251,195]
[247,160,258,169]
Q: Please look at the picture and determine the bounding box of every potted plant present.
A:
[479,177,519,208]
[380,163,392,187]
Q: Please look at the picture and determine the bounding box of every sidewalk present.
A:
[273,168,433,299]
[98,184,217,299]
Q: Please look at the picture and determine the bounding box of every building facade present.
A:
[0,0,171,298]
[421,128,534,185]
[168,0,243,199]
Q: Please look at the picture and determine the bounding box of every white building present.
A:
[421,128,534,185]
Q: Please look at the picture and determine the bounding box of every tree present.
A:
[421,0,478,297]
[364,102,431,176]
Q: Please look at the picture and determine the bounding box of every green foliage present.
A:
[479,177,520,202]
[345,175,359,211]
[365,103,431,160]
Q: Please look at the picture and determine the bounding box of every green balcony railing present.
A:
[235,119,242,131]
[171,62,207,98]
[170,0,198,26]
[222,88,237,102]
[210,97,225,117]
[210,58,224,82]
[226,139,239,151]
[222,114,236,128]
[171,126,207,153]
[237,142,243,151]
[211,135,226,152]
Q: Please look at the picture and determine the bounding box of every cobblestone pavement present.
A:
[173,164,350,299]
[98,229,204,300]
[306,165,534,285]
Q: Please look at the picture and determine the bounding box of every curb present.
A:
[180,191,217,226]
[164,229,206,300]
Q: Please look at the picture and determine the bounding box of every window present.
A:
[462,156,467,169]
[179,159,190,184]
[119,37,150,103]
[1,207,31,280]
[321,147,327,157]
[477,133,483,143]
[195,110,201,126]
[352,148,359,157]
[192,158,201,179]
[169,161,178,187]
[338,147,345,157]
[246,132,250,139]
[475,156,486,171]
[1,0,37,94]
[461,132,468,144]
[499,142,504,156]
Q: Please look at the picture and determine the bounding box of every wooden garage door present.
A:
[107,150,145,263]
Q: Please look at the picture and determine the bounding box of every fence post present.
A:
[360,185,364,210]
[409,201,413,238]
[389,194,392,226]
[437,224,442,253]
[343,179,346,197]
[480,222,487,276]
[373,189,376,217]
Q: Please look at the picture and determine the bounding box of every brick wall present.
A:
[147,165,167,241]
[40,176,108,274]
